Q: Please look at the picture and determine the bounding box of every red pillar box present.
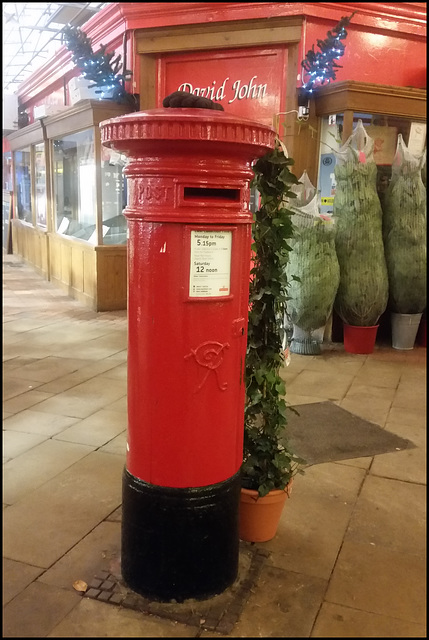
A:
[100,109,274,602]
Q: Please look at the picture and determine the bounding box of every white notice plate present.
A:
[189,230,232,297]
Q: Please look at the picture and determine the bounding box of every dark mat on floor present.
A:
[282,401,415,465]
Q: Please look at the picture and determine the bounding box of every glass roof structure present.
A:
[2,2,107,96]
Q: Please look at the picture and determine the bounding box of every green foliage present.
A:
[242,142,305,498]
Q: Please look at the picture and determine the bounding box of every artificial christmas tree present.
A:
[63,25,138,109]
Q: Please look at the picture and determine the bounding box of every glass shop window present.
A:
[52,129,97,242]
[101,147,127,245]
[34,143,47,228]
[3,151,12,191]
[14,147,32,224]
[318,113,426,214]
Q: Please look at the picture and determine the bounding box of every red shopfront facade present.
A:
[7,2,427,311]
[158,46,287,127]
[13,2,426,185]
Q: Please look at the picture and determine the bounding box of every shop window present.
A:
[101,147,127,245]
[34,143,47,228]
[14,147,32,224]
[317,113,426,214]
[52,129,97,242]
[3,151,12,191]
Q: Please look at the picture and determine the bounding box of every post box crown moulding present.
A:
[100,108,275,151]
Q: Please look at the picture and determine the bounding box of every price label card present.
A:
[189,230,232,297]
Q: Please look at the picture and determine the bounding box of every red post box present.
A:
[100,108,274,602]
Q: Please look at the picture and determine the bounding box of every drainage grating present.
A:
[82,542,269,634]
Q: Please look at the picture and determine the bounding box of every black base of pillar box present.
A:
[121,468,241,602]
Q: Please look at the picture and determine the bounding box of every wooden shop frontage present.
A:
[6,2,426,312]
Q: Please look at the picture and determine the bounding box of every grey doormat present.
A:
[282,401,415,465]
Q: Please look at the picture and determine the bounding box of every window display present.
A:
[317,112,427,214]
[101,147,127,244]
[34,143,47,227]
[14,147,32,223]
[52,128,97,242]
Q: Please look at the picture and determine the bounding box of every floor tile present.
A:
[98,431,127,455]
[105,395,127,413]
[371,443,426,484]
[57,333,127,360]
[53,409,126,446]
[325,541,426,624]
[339,394,391,427]
[387,405,426,433]
[2,389,54,414]
[345,381,395,402]
[3,451,123,567]
[287,370,355,401]
[312,601,426,637]
[392,381,427,411]
[99,362,127,380]
[37,360,127,394]
[286,394,329,406]
[4,356,94,383]
[47,597,197,637]
[3,439,95,505]
[290,352,366,375]
[2,581,81,638]
[30,377,127,418]
[344,475,426,555]
[2,558,44,606]
[265,463,365,580]
[352,360,403,388]
[231,564,327,637]
[2,376,44,401]
[3,409,80,436]
[2,430,47,464]
[336,457,372,470]
[39,521,121,589]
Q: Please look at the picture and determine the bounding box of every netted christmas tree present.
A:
[285,171,340,354]
[333,120,389,327]
[382,136,426,314]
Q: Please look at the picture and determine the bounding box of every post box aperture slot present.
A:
[183,187,240,202]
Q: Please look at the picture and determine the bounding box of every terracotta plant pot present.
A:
[239,483,292,543]
[343,324,379,354]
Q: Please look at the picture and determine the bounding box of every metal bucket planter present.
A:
[391,312,423,350]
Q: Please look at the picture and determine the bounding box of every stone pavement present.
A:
[3,253,426,637]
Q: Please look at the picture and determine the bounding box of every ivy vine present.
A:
[242,141,305,497]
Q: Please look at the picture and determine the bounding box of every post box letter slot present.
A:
[184,187,240,201]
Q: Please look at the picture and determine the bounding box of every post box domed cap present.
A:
[100,108,276,152]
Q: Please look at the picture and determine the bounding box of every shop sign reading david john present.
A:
[178,75,268,105]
